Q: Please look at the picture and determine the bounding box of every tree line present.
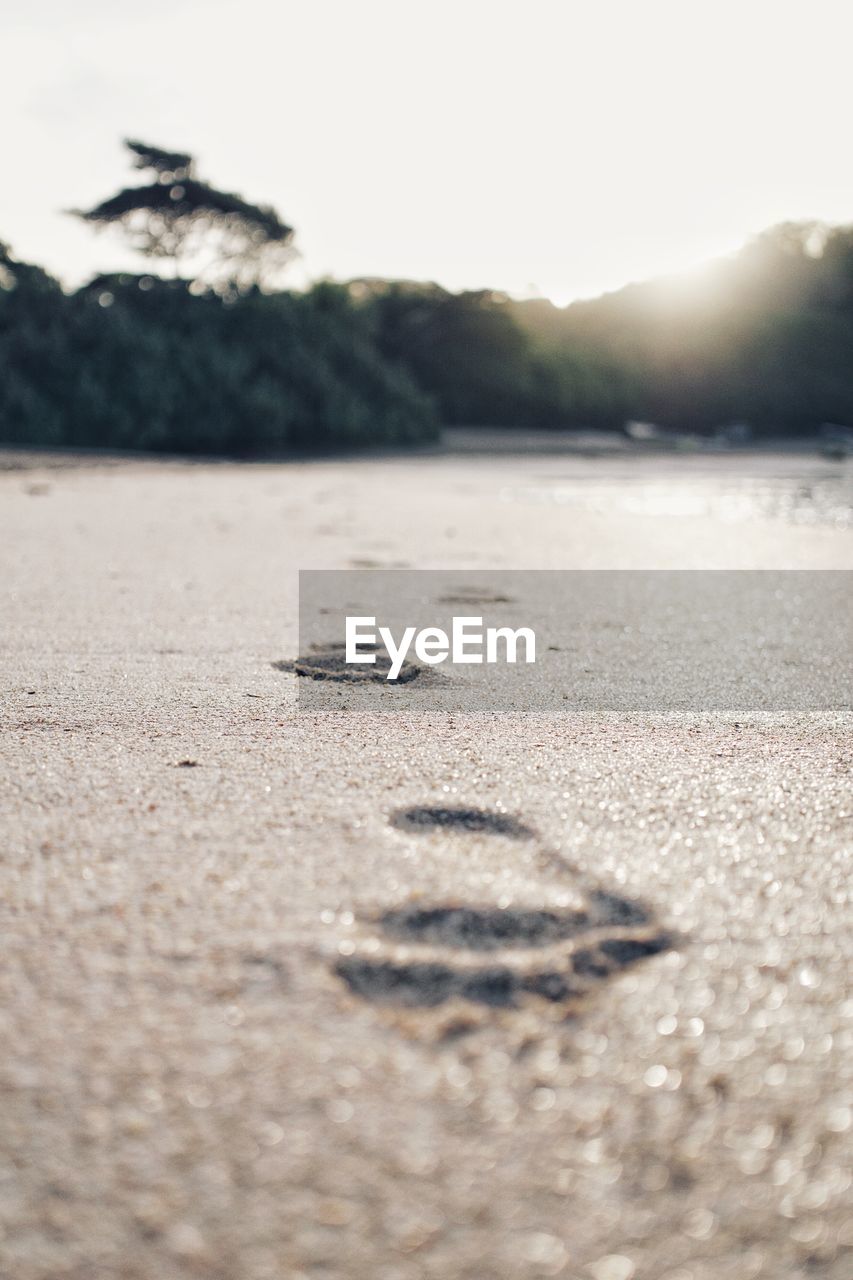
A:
[2,140,851,454]
[358,221,853,437]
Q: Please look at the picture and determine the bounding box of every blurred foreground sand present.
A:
[1,448,851,1279]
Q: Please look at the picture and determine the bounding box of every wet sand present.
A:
[1,448,851,1279]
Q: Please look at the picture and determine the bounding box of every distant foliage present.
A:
[506,221,853,433]
[355,221,853,436]
[0,251,437,454]
[72,139,296,293]
[3,214,853,455]
[358,281,628,429]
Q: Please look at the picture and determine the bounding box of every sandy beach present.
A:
[1,444,851,1280]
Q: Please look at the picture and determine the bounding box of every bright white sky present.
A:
[3,0,853,304]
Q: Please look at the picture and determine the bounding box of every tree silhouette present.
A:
[72,139,296,292]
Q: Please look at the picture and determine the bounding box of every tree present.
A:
[72,139,296,292]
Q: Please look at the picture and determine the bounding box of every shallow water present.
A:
[503,464,853,529]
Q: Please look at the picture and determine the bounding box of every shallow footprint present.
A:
[389,805,533,838]
[273,643,421,684]
[436,588,516,606]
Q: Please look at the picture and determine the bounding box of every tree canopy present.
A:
[73,139,296,292]
[4,136,853,457]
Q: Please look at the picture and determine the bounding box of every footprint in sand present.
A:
[389,806,533,839]
[334,806,675,1015]
[436,587,516,606]
[273,643,422,684]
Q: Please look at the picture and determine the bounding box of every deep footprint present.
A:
[336,957,575,1008]
[335,806,677,1014]
[336,929,672,1010]
[378,893,650,951]
[389,806,534,838]
[380,905,594,950]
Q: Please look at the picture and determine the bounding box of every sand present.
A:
[1,444,851,1279]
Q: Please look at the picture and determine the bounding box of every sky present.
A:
[3,0,853,305]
